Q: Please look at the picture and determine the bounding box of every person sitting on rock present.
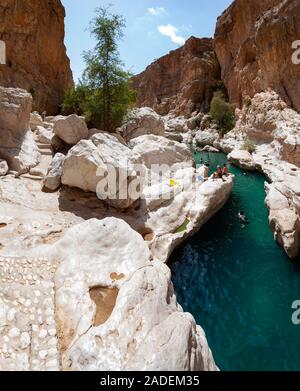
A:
[222,164,229,176]
[216,165,223,179]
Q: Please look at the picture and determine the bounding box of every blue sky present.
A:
[62,0,232,82]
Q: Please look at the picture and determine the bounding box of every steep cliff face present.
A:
[0,0,73,114]
[215,0,300,111]
[132,37,220,116]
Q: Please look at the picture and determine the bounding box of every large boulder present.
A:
[30,112,43,131]
[0,87,40,171]
[61,132,141,209]
[228,149,256,171]
[36,126,54,144]
[0,159,8,176]
[43,153,65,191]
[53,114,88,145]
[265,183,300,259]
[195,129,220,147]
[117,107,165,142]
[130,135,193,168]
[51,218,217,371]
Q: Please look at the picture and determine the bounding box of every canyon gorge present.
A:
[0,0,299,372]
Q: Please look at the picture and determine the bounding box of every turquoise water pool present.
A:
[170,151,300,371]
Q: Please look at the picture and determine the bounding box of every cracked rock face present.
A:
[0,87,40,171]
[215,0,300,111]
[132,37,220,116]
[0,0,73,114]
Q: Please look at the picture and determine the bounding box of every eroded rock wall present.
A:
[0,0,73,114]
[132,37,220,116]
[214,0,300,111]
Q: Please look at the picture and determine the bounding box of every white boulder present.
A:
[52,218,217,371]
[117,107,165,142]
[53,114,88,145]
[228,149,256,171]
[43,153,65,191]
[61,132,141,209]
[36,126,54,144]
[30,112,43,131]
[0,87,40,171]
[0,160,8,176]
[195,129,220,147]
[130,135,193,168]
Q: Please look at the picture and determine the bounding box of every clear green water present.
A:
[170,151,300,371]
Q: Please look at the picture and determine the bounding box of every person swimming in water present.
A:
[238,211,250,225]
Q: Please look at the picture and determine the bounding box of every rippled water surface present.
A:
[170,151,300,371]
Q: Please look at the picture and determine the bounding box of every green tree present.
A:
[210,91,235,136]
[63,6,136,131]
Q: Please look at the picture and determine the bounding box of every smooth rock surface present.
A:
[117,107,165,142]
[52,218,217,371]
[43,153,65,191]
[228,150,256,171]
[53,114,88,145]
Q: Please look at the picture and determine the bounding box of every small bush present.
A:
[243,95,252,108]
[201,115,213,130]
[210,91,235,136]
[242,138,257,154]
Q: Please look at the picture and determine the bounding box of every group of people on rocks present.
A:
[212,164,229,179]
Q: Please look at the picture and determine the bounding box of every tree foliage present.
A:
[210,91,235,136]
[62,6,136,131]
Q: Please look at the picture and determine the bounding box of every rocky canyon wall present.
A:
[132,37,220,116]
[0,0,73,114]
[214,0,300,111]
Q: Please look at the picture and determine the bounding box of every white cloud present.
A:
[147,7,165,16]
[158,24,185,46]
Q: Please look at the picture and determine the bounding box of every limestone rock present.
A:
[61,132,141,209]
[228,150,256,171]
[30,112,44,131]
[117,107,165,142]
[0,0,73,114]
[164,132,184,143]
[132,37,220,116]
[215,0,300,112]
[195,129,220,147]
[43,153,65,191]
[201,146,219,153]
[265,183,300,259]
[221,91,300,166]
[52,218,217,371]
[0,160,8,176]
[36,126,54,145]
[53,114,88,145]
[0,87,40,171]
[163,116,187,133]
[130,135,193,168]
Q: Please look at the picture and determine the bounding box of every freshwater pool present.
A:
[170,151,300,371]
